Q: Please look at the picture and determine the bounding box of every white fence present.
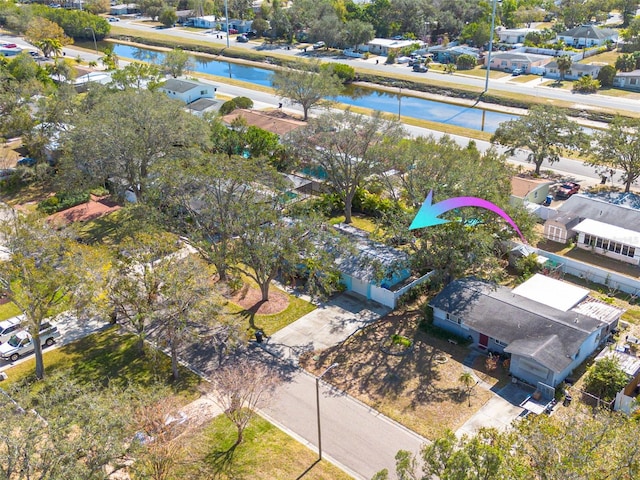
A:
[532,247,640,296]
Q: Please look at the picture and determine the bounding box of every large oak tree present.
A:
[61,89,210,201]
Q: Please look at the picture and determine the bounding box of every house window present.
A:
[446,313,462,325]
[494,338,508,347]
[201,90,207,95]
[596,237,604,248]
[583,234,594,246]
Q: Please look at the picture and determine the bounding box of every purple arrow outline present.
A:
[409,190,527,243]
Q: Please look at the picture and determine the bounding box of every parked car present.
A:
[313,41,325,50]
[0,316,23,345]
[245,31,257,38]
[237,35,248,42]
[413,64,429,73]
[108,17,120,22]
[17,157,37,167]
[555,181,580,199]
[512,68,523,76]
[228,28,238,34]
[0,323,60,362]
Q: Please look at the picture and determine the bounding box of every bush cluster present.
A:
[38,191,90,214]
[219,96,254,115]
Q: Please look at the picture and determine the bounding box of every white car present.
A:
[0,324,60,362]
[0,315,23,344]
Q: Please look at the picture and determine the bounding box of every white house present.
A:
[430,275,622,388]
[191,16,220,29]
[613,70,640,90]
[543,193,640,265]
[159,78,216,105]
[557,24,618,48]
[497,27,539,44]
[365,38,423,56]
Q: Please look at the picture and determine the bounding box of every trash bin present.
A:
[543,195,553,206]
[563,394,572,407]
[255,330,264,343]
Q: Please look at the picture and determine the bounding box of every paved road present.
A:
[261,366,425,480]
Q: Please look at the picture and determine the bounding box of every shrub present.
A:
[573,75,600,93]
[37,191,90,214]
[386,51,396,64]
[597,65,616,87]
[219,96,254,115]
[321,63,355,83]
[456,54,477,70]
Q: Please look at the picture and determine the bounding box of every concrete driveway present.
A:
[263,293,390,364]
[455,382,530,438]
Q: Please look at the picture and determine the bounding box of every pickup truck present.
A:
[0,323,60,362]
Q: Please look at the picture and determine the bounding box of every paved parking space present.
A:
[264,293,390,364]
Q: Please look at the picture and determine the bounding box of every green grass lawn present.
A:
[0,301,21,321]
[226,289,316,336]
[178,414,353,479]
[1,326,201,398]
[329,214,378,233]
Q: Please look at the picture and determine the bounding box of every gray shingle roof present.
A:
[430,278,603,373]
[559,24,617,40]
[558,193,640,232]
[162,78,200,93]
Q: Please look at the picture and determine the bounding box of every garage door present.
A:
[351,277,370,298]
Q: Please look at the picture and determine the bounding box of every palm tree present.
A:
[37,38,63,59]
[459,371,477,407]
[101,49,120,71]
[556,54,572,82]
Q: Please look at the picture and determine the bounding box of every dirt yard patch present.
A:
[47,196,121,227]
[226,284,290,315]
[300,308,508,440]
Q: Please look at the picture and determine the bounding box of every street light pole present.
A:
[224,0,230,48]
[315,363,338,461]
[483,0,498,94]
[85,27,98,56]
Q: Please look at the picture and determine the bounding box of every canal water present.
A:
[108,43,519,132]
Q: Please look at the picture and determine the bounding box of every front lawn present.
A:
[1,326,201,399]
[301,308,507,440]
[225,289,316,336]
[0,301,21,321]
[329,214,378,233]
[177,414,353,479]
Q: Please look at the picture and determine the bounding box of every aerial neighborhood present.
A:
[2,0,640,477]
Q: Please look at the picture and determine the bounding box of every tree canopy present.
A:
[271,63,343,121]
[491,105,586,175]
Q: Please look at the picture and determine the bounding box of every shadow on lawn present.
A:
[304,308,467,407]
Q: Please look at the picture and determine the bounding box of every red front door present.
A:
[479,334,489,349]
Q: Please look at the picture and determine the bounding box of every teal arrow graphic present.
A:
[409,190,527,243]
